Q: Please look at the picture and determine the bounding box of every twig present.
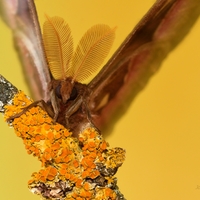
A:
[0,74,126,200]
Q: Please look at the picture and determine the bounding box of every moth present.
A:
[0,0,199,136]
[41,15,116,133]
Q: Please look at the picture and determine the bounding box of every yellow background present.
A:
[0,1,200,199]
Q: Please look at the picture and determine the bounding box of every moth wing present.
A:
[0,0,51,101]
[88,0,200,131]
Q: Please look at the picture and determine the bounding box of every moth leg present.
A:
[50,89,60,122]
[82,100,100,133]
[82,100,91,121]
[65,96,83,127]
[7,100,54,122]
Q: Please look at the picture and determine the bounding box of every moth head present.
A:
[55,79,77,103]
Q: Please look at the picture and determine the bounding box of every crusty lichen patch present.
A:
[4,91,126,199]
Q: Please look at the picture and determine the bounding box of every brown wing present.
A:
[88,0,200,132]
[0,0,51,101]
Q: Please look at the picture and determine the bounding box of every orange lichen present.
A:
[4,91,126,199]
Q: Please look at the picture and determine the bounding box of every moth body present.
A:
[50,79,90,135]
